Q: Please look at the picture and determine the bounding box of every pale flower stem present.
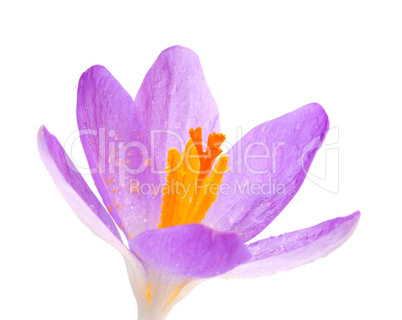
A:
[137,310,169,320]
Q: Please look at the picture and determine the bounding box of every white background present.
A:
[1,1,401,319]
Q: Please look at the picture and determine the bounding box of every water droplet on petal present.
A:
[250,245,261,255]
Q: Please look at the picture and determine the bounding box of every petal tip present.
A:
[351,210,361,218]
[346,210,361,228]
[37,124,46,137]
[306,102,330,138]
[37,125,51,151]
[84,64,108,74]
[78,65,111,88]
[157,45,201,65]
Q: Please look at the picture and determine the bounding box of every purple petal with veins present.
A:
[223,211,360,278]
[130,223,251,278]
[204,103,329,242]
[37,125,126,251]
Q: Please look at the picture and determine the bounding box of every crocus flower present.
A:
[38,45,360,320]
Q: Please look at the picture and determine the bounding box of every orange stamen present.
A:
[159,127,228,228]
[189,127,226,182]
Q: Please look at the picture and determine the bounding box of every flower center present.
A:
[159,127,228,228]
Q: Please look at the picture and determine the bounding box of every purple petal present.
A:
[37,125,126,251]
[129,224,251,278]
[223,211,360,278]
[134,45,220,172]
[203,103,329,242]
[77,48,220,237]
[77,65,162,238]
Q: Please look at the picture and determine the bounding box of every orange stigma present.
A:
[159,127,228,228]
